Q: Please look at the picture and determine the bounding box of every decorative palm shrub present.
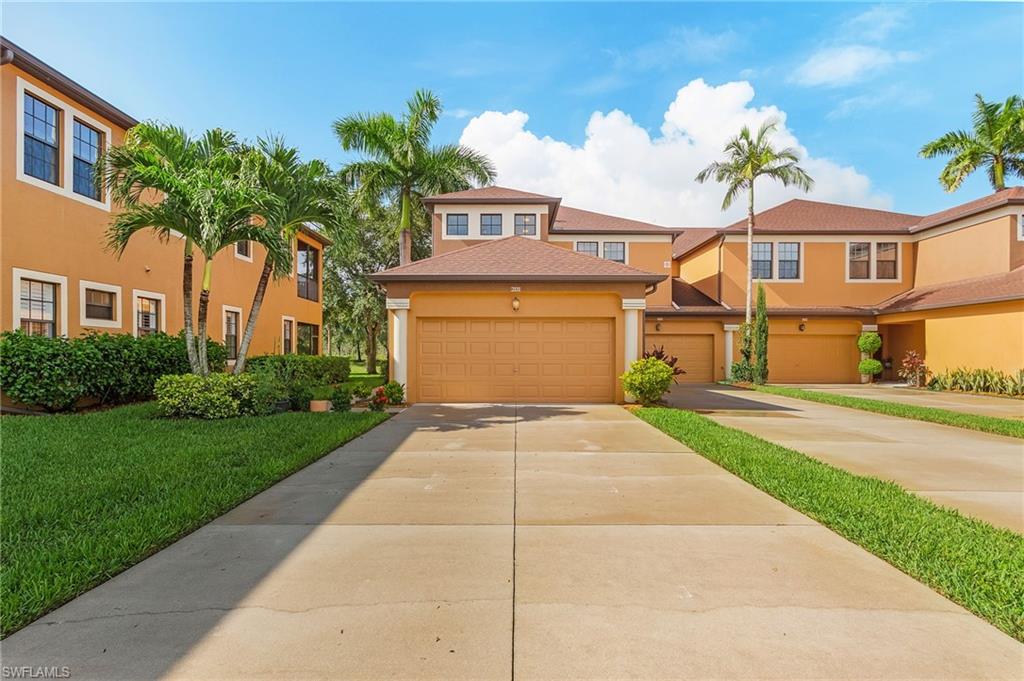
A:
[929,367,1024,396]
[897,351,930,387]
[621,357,675,406]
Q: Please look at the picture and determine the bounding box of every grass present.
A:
[747,384,1024,440]
[0,403,388,636]
[636,407,1024,641]
[310,369,386,401]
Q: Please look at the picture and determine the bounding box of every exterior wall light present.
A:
[798,323,806,332]
[655,322,662,331]
[511,296,520,311]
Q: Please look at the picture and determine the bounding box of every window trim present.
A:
[16,77,112,211]
[445,213,470,237]
[12,268,68,337]
[282,315,295,354]
[234,240,253,262]
[844,240,903,283]
[479,213,503,236]
[79,280,122,329]
[131,289,166,337]
[222,305,243,363]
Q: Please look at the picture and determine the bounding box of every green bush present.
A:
[858,358,883,376]
[382,381,405,405]
[929,367,1024,397]
[730,361,754,383]
[154,373,279,419]
[331,385,353,411]
[287,381,314,412]
[352,383,372,399]
[0,332,96,411]
[753,285,769,385]
[621,357,675,406]
[247,355,350,386]
[857,331,882,355]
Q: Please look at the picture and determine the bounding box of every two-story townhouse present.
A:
[0,38,327,361]
[374,185,1023,403]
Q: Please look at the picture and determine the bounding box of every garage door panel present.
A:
[653,334,715,383]
[770,335,859,383]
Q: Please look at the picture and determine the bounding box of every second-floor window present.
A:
[576,241,598,257]
[480,214,502,236]
[24,93,59,185]
[752,243,773,279]
[446,214,468,236]
[876,242,898,279]
[297,242,319,301]
[603,242,626,263]
[236,240,251,258]
[515,214,537,235]
[73,120,102,200]
[778,242,800,280]
[849,242,871,280]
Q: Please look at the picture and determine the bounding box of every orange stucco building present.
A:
[0,38,326,359]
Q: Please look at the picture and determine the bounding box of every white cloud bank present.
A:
[459,79,891,227]
[792,45,918,87]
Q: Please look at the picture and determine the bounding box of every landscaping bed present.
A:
[636,407,1024,641]
[0,403,388,637]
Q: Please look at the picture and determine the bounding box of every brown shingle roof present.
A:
[673,229,720,258]
[721,199,921,234]
[911,187,1024,232]
[551,205,677,235]
[370,236,666,283]
[422,186,560,203]
[877,267,1024,313]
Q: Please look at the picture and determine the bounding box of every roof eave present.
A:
[876,293,1024,315]
[550,228,678,236]
[370,273,666,284]
[910,197,1024,233]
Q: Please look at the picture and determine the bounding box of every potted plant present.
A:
[858,358,884,384]
[856,332,883,384]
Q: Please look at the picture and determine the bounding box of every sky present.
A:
[4,2,1022,227]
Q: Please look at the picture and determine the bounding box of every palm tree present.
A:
[103,123,273,374]
[232,138,332,374]
[696,119,814,325]
[333,89,496,265]
[920,94,1024,192]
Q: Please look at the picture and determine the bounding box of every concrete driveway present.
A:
[3,404,1021,679]
[783,383,1024,420]
[668,384,1024,533]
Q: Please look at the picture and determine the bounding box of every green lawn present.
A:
[0,403,388,637]
[636,407,1024,641]
[310,369,386,401]
[747,384,1024,439]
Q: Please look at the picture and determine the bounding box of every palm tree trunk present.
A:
[398,188,412,266]
[233,258,273,375]
[745,186,755,325]
[994,157,1006,190]
[182,240,201,374]
[196,260,213,375]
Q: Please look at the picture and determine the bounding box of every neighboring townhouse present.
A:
[374,185,1023,403]
[0,38,327,360]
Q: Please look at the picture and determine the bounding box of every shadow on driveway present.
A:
[664,384,799,413]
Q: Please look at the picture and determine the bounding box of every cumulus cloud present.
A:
[459,79,891,227]
[792,45,918,87]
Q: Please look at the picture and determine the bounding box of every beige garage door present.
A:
[416,317,615,403]
[769,335,860,383]
[651,334,715,383]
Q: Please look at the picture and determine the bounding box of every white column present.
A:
[724,323,739,380]
[622,298,646,368]
[386,298,410,386]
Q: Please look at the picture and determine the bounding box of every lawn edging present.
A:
[744,383,1024,439]
[635,407,1024,641]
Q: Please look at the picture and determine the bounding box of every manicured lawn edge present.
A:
[1,404,389,637]
[746,383,1024,440]
[635,407,1024,641]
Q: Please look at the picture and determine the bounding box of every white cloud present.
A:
[792,45,918,87]
[827,85,930,120]
[459,79,891,227]
[445,108,474,119]
[843,5,909,42]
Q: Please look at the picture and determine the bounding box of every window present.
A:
[480,214,502,236]
[576,241,599,258]
[235,240,251,259]
[751,243,773,279]
[446,213,469,236]
[297,322,319,355]
[137,297,161,336]
[778,242,800,280]
[848,242,871,280]
[283,319,293,354]
[515,214,537,236]
[876,242,897,280]
[85,288,115,320]
[20,279,57,337]
[72,120,102,200]
[603,242,626,263]
[24,93,59,185]
[1018,213,1024,241]
[224,310,240,360]
[296,241,319,301]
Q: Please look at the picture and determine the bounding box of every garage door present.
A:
[769,335,860,383]
[416,317,615,403]
[650,334,715,383]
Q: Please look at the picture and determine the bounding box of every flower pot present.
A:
[309,400,332,413]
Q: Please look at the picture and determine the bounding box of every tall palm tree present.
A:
[103,123,275,374]
[333,89,496,265]
[920,94,1024,192]
[232,138,332,373]
[696,119,814,325]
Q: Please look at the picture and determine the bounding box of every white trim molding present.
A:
[844,240,903,284]
[386,298,411,310]
[78,280,122,329]
[131,289,166,337]
[16,77,112,211]
[12,268,69,336]
[622,298,647,310]
[861,324,879,332]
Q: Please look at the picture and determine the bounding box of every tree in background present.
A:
[333,89,495,265]
[753,284,769,385]
[696,120,813,326]
[920,95,1024,192]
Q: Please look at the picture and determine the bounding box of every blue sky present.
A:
[5,2,1021,225]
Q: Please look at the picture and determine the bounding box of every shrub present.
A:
[352,383,372,399]
[368,386,389,412]
[753,284,769,385]
[644,346,685,379]
[382,381,405,405]
[247,355,350,386]
[0,332,95,412]
[929,367,1024,397]
[154,373,280,419]
[287,381,314,412]
[620,357,675,406]
[858,358,884,377]
[331,385,353,411]
[897,350,929,388]
[730,361,755,383]
[857,332,882,355]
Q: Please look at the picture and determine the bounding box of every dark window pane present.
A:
[283,320,293,354]
[603,242,625,263]
[236,240,251,257]
[446,213,469,236]
[480,214,502,236]
[849,243,870,279]
[876,242,897,279]
[225,311,239,360]
[297,322,319,355]
[296,242,319,301]
[514,214,537,235]
[24,95,60,185]
[752,242,773,279]
[778,242,799,280]
[137,298,160,336]
[85,289,115,320]
[72,121,102,200]
[576,241,598,257]
[20,279,57,336]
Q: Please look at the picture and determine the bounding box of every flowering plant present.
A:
[368,386,389,412]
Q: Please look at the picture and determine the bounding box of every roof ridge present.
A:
[379,235,520,273]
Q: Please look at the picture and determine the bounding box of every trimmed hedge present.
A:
[0,331,227,412]
[155,373,282,419]
[246,354,350,386]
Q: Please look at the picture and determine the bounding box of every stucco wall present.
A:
[678,240,719,301]
[914,216,1013,287]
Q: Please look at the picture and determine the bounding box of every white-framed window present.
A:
[446,213,469,236]
[751,242,773,279]
[16,77,112,210]
[747,241,802,282]
[845,241,902,282]
[514,213,537,235]
[79,280,121,329]
[603,241,626,263]
[778,242,800,280]
[282,315,295,354]
[235,240,253,262]
[480,213,502,236]
[576,241,599,257]
[222,305,243,361]
[12,268,68,337]
[132,289,166,337]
